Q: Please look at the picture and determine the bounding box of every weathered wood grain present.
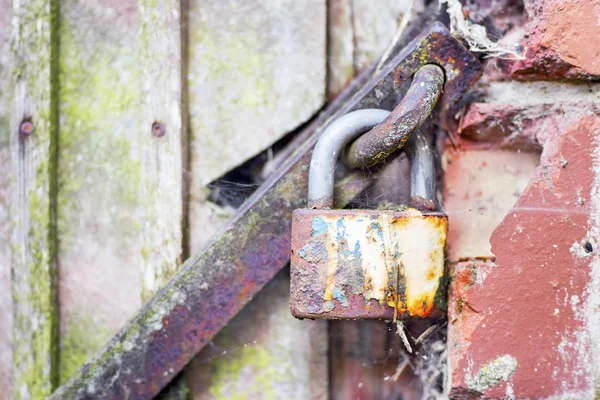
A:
[9,0,60,398]
[57,0,142,383]
[351,0,408,73]
[188,0,326,187]
[184,1,328,397]
[328,0,355,100]
[187,270,328,400]
[186,0,327,257]
[138,0,184,302]
[137,1,186,397]
[0,0,13,397]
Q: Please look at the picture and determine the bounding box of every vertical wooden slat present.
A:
[9,0,60,398]
[0,0,13,397]
[351,0,407,73]
[138,0,183,302]
[187,0,327,252]
[57,0,142,383]
[327,0,355,100]
[137,1,186,396]
[185,0,328,397]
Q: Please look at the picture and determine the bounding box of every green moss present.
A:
[55,3,141,389]
[189,25,275,112]
[0,116,9,146]
[209,345,283,399]
[59,313,112,383]
[57,14,140,239]
[10,0,61,398]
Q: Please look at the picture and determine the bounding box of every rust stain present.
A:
[290,209,448,319]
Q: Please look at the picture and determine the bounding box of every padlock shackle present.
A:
[308,109,390,209]
[405,130,436,211]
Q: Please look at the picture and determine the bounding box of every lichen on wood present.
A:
[0,0,14,396]
[187,0,326,187]
[138,0,184,302]
[57,0,142,384]
[9,0,60,398]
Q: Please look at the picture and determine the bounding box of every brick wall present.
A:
[445,0,600,397]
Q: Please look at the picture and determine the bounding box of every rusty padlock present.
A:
[290,109,448,320]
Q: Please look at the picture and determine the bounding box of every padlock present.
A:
[290,109,448,320]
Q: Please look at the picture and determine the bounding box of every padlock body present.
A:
[290,208,448,320]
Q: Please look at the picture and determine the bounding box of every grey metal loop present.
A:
[405,130,436,210]
[308,109,390,209]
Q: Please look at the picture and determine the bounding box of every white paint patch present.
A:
[570,238,594,259]
[323,210,447,316]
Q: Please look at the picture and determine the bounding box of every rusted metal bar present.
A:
[51,22,481,400]
[344,64,444,168]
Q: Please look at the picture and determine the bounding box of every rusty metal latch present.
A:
[51,22,481,400]
[290,68,448,320]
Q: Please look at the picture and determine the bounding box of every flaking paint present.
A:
[290,208,448,319]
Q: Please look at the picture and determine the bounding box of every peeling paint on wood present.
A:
[138,0,183,302]
[9,0,60,398]
[57,0,142,384]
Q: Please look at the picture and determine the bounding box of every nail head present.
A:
[19,120,33,136]
[152,122,165,137]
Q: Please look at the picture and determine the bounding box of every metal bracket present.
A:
[51,22,481,400]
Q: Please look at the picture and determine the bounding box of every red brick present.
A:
[449,115,600,398]
[505,0,600,79]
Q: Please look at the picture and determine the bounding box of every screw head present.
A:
[152,122,165,137]
[19,120,33,137]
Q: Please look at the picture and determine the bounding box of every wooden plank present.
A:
[187,0,326,187]
[0,0,13,397]
[187,0,327,256]
[184,1,328,397]
[327,0,355,100]
[351,0,409,72]
[9,0,60,398]
[57,0,142,383]
[187,270,328,400]
[137,1,186,397]
[138,0,184,302]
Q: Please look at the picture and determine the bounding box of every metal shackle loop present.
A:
[308,109,390,209]
[405,130,436,211]
[343,64,444,168]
